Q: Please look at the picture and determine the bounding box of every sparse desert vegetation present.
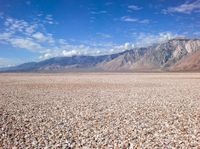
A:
[1,73,200,148]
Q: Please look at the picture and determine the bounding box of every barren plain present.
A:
[1,73,200,148]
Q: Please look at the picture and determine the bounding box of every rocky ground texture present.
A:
[1,73,200,148]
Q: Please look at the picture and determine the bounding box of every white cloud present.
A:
[124,42,135,49]
[39,53,52,59]
[113,42,135,51]
[32,32,46,41]
[39,44,87,60]
[0,16,58,52]
[32,32,54,43]
[38,42,118,60]
[4,17,41,37]
[0,32,43,51]
[4,18,29,33]
[62,50,78,57]
[10,38,42,51]
[96,50,101,54]
[121,16,138,22]
[90,10,108,15]
[163,0,200,14]
[58,39,67,45]
[3,15,56,36]
[0,32,12,40]
[25,24,37,34]
[121,16,150,24]
[134,32,179,47]
[44,14,56,24]
[46,15,53,21]
[128,5,142,11]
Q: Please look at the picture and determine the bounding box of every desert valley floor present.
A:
[1,73,200,148]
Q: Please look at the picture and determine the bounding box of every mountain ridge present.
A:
[1,38,200,72]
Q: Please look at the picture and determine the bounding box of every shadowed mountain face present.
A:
[2,38,200,72]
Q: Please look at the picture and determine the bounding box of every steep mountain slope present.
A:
[1,38,200,72]
[171,49,200,71]
[97,48,149,71]
[98,38,200,71]
[149,38,200,68]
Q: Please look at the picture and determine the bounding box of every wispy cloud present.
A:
[134,32,180,47]
[0,32,12,41]
[121,16,138,22]
[90,10,108,15]
[45,14,55,24]
[163,0,200,14]
[9,38,42,51]
[4,17,35,34]
[128,5,142,11]
[96,33,112,39]
[114,42,135,50]
[121,16,150,24]
[32,32,54,43]
[0,17,53,51]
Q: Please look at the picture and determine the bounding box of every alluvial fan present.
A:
[1,73,200,148]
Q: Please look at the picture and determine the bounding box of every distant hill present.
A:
[1,38,200,72]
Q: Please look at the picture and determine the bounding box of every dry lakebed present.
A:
[1,73,200,148]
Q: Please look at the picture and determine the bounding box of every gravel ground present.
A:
[1,73,200,149]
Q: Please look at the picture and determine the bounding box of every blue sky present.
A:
[0,0,200,67]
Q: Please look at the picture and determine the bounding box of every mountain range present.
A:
[1,38,200,72]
